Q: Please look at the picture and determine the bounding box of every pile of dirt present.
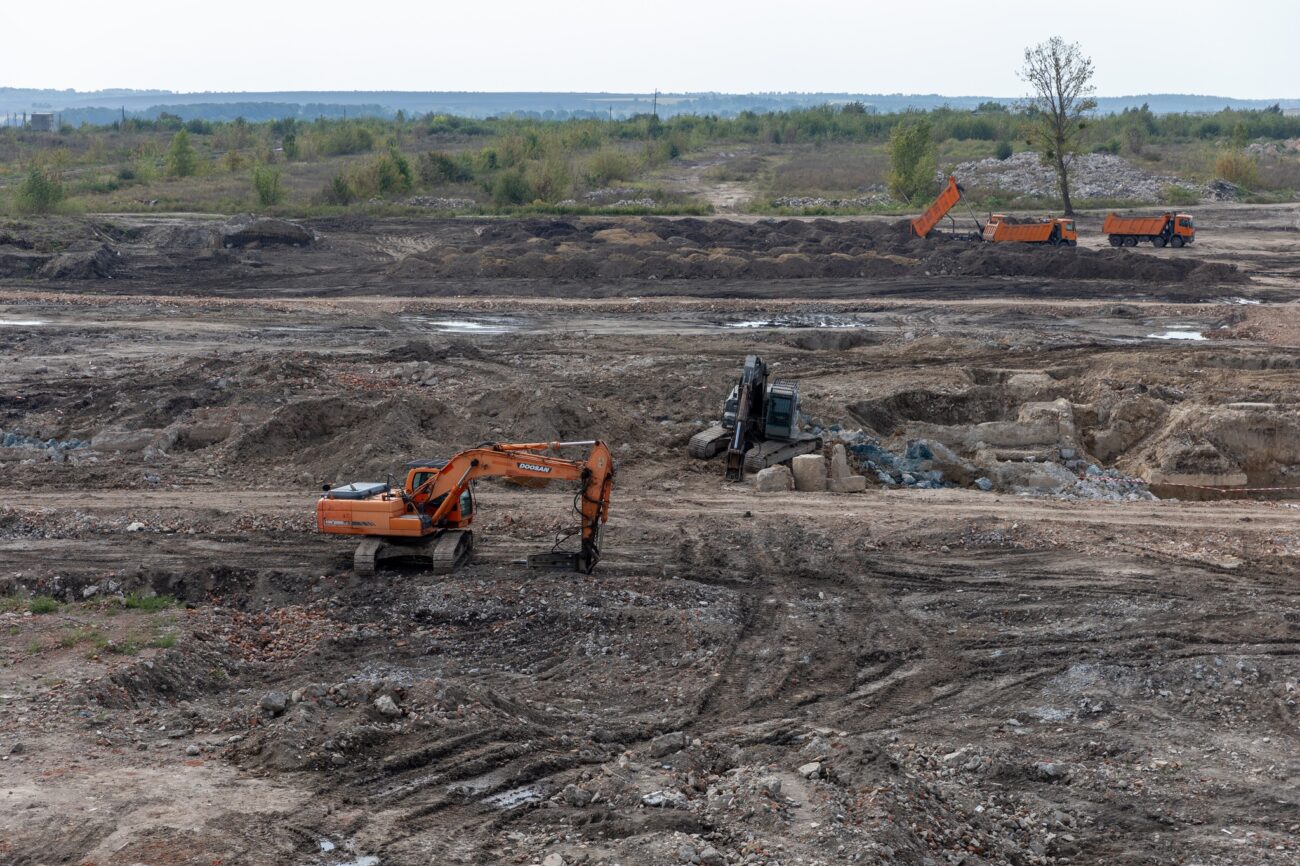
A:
[394,216,1243,285]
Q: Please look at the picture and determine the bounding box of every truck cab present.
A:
[1174,214,1195,242]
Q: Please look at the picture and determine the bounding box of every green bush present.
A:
[526,155,572,202]
[14,168,65,213]
[995,141,1013,161]
[887,117,936,204]
[318,124,375,156]
[418,151,472,186]
[252,163,284,206]
[1215,150,1260,189]
[492,169,534,205]
[1161,185,1200,206]
[165,129,197,177]
[317,174,355,206]
[583,148,637,186]
[1093,140,1121,155]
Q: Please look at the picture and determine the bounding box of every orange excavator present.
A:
[317,440,614,576]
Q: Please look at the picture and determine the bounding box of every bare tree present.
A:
[1019,37,1097,216]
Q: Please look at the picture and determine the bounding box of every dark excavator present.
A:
[688,355,822,481]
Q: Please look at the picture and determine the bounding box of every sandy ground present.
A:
[1,206,1299,866]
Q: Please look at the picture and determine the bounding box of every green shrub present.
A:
[14,168,65,213]
[317,174,355,206]
[165,129,197,178]
[28,596,59,614]
[1161,185,1200,206]
[887,117,937,204]
[252,164,284,206]
[281,131,299,160]
[526,155,572,202]
[1093,140,1121,155]
[418,151,472,186]
[995,141,1013,161]
[583,148,637,186]
[318,124,374,156]
[1215,150,1260,189]
[492,169,534,205]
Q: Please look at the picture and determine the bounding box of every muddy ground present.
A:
[2,204,1299,866]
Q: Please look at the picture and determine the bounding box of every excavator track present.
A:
[429,530,474,575]
[353,538,385,577]
[742,434,824,474]
[688,425,730,459]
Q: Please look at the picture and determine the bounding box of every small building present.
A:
[28,112,54,131]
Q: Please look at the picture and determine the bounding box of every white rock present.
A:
[754,464,794,492]
[791,454,828,492]
[798,761,822,778]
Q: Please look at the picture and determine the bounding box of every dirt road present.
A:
[1,206,1298,866]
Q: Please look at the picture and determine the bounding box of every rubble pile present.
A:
[948,151,1222,202]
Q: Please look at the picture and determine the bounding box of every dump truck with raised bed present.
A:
[1103,212,1195,248]
[318,440,614,576]
[910,175,971,238]
[981,214,1078,246]
[689,355,822,481]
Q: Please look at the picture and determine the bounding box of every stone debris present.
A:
[790,454,828,492]
[753,464,794,493]
[948,150,1228,202]
[406,196,477,210]
[648,730,687,758]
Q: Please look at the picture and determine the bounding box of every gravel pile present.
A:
[949,151,1216,202]
[406,196,477,210]
[771,193,893,209]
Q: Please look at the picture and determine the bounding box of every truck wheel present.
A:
[1108,236,1121,247]
[1171,236,1185,248]
[1123,237,1138,247]
[1067,239,1077,247]
[1152,236,1166,248]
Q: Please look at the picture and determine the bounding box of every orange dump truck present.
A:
[981,214,1078,246]
[1102,212,1195,248]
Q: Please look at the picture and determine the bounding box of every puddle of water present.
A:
[725,314,865,329]
[401,315,517,334]
[483,783,545,809]
[0,319,47,326]
[1147,330,1206,341]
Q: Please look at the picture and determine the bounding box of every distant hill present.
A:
[1,87,1297,125]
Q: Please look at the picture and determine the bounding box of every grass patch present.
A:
[123,592,176,612]
[150,631,179,649]
[26,639,44,655]
[28,596,60,615]
[59,626,105,648]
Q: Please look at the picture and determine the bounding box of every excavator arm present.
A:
[417,440,614,573]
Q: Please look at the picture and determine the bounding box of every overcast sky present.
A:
[7,0,1297,98]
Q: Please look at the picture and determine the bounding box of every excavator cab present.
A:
[764,381,799,440]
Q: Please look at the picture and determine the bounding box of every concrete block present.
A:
[829,443,853,480]
[754,464,794,492]
[828,475,867,493]
[791,454,828,492]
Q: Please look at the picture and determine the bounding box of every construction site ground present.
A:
[2,203,1299,866]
